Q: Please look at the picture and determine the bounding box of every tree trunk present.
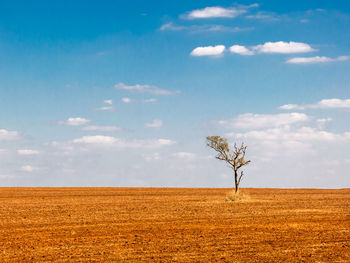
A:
[234,170,238,193]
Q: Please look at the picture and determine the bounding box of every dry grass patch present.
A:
[225,190,251,202]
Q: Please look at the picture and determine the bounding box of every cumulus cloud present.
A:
[70,136,175,148]
[119,98,157,103]
[60,117,91,126]
[0,129,20,141]
[17,149,40,155]
[315,99,350,109]
[229,45,254,55]
[185,6,246,19]
[145,119,163,128]
[280,98,350,110]
[220,127,350,188]
[121,97,132,103]
[104,99,113,105]
[253,41,316,54]
[216,112,309,129]
[95,100,116,111]
[82,125,122,132]
[190,45,225,57]
[279,104,300,110]
[227,126,350,142]
[286,55,350,64]
[115,83,180,95]
[225,120,350,166]
[222,41,316,57]
[212,108,350,187]
[73,135,118,145]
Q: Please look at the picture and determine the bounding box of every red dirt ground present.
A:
[0,188,349,262]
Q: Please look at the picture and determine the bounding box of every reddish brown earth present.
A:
[0,187,349,262]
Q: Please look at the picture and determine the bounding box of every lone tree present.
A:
[206,136,251,193]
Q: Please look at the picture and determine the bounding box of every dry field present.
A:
[0,188,349,262]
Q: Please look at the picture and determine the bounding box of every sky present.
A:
[1,0,350,188]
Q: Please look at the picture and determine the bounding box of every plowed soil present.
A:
[0,188,349,262]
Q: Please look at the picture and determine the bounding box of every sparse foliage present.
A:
[206,136,251,193]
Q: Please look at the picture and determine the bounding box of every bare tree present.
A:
[206,136,251,193]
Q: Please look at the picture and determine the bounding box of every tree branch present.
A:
[237,171,244,187]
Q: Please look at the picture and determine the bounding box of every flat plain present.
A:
[0,187,349,262]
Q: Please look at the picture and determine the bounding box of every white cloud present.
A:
[145,119,163,128]
[73,136,118,145]
[0,129,20,141]
[82,125,122,132]
[143,98,157,103]
[104,99,113,105]
[60,117,91,126]
[201,25,252,32]
[229,45,254,55]
[225,123,350,167]
[286,56,350,64]
[17,149,40,155]
[245,11,279,21]
[185,6,246,19]
[279,104,300,110]
[160,23,186,31]
[115,83,180,95]
[287,56,330,64]
[207,108,350,188]
[70,136,175,148]
[238,3,259,8]
[217,112,309,129]
[316,98,350,109]
[190,45,225,57]
[227,126,350,142]
[316,118,332,129]
[253,41,316,54]
[150,139,176,147]
[20,165,35,172]
[95,106,116,111]
[224,41,316,57]
[172,152,197,159]
[121,97,132,103]
[280,98,350,110]
[160,23,252,33]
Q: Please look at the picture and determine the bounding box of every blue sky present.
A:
[1,0,350,187]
